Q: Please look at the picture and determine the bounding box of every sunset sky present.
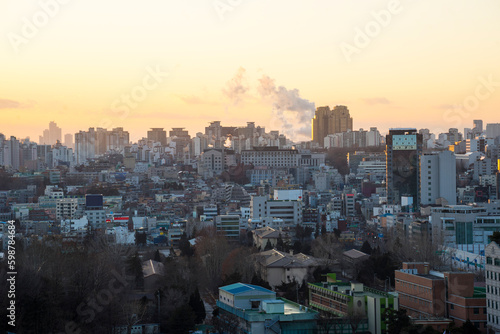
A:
[1,0,500,142]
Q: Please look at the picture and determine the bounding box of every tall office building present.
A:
[474,120,484,133]
[420,151,457,205]
[75,128,96,164]
[75,127,129,164]
[169,128,191,158]
[205,121,223,141]
[0,136,21,169]
[147,128,167,146]
[469,120,484,139]
[39,121,62,145]
[107,127,129,153]
[169,127,190,139]
[312,105,353,146]
[64,134,73,149]
[386,128,423,210]
[486,123,500,139]
[0,134,5,166]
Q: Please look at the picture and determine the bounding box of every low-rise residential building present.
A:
[342,249,370,279]
[252,226,291,249]
[254,249,320,288]
[215,215,243,241]
[142,259,165,291]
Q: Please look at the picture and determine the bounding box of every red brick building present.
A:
[395,262,487,332]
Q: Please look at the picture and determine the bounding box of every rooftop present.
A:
[309,281,396,299]
[343,249,370,259]
[414,273,444,280]
[216,297,317,322]
[254,226,291,239]
[142,259,165,278]
[255,249,320,268]
[220,283,274,295]
[242,146,297,152]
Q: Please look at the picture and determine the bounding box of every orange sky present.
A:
[1,0,500,142]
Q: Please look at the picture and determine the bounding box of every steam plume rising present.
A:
[223,67,249,105]
[258,75,315,141]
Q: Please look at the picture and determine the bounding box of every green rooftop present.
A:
[308,282,395,299]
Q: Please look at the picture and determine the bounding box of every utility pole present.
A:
[157,289,161,321]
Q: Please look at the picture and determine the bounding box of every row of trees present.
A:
[0,234,209,334]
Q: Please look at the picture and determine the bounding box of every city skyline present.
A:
[1,1,500,142]
[3,2,500,333]
[3,117,500,147]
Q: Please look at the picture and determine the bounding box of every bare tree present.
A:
[346,305,365,334]
[311,233,343,266]
[316,311,341,334]
[195,227,231,292]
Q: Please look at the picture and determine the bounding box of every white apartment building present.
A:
[241,147,299,168]
[486,124,500,139]
[357,160,386,175]
[250,195,303,227]
[485,241,500,333]
[466,138,495,153]
[474,157,498,181]
[85,209,107,229]
[56,198,83,220]
[420,151,457,205]
[51,144,74,168]
[199,148,224,178]
[431,205,500,253]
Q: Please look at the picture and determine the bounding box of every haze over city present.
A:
[2,0,500,142]
[3,1,500,334]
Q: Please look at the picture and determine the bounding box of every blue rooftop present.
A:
[220,283,274,295]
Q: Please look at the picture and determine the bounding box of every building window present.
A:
[474,308,479,314]
[487,257,493,264]
[495,258,500,266]
[450,304,454,310]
